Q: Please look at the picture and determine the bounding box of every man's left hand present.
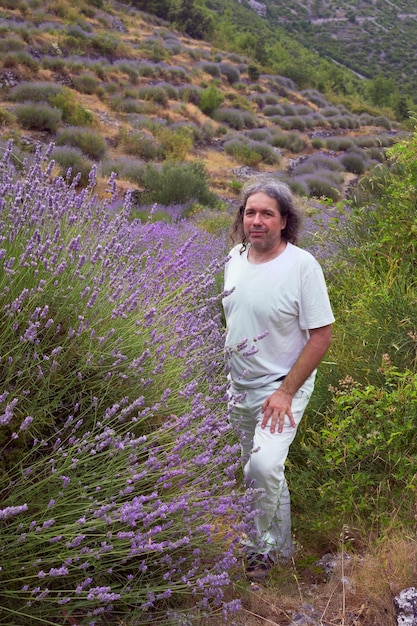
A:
[261,388,296,433]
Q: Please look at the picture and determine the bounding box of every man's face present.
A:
[243,192,287,253]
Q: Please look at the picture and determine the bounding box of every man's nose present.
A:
[253,212,262,224]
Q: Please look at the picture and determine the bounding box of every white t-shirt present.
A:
[223,242,335,390]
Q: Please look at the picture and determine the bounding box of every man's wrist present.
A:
[279,383,294,396]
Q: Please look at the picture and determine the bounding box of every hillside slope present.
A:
[0,0,405,209]
[224,0,417,100]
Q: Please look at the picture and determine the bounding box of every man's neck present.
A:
[247,240,287,264]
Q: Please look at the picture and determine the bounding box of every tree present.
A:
[128,0,171,20]
[169,0,214,39]
[393,95,411,121]
[253,37,268,66]
[247,64,260,80]
[367,75,396,108]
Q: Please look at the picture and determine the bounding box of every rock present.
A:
[111,17,127,32]
[290,602,322,626]
[0,70,19,89]
[248,0,267,17]
[314,552,352,575]
[394,587,417,626]
[231,166,260,181]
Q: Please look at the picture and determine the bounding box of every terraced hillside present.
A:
[0,0,406,211]
[248,0,417,99]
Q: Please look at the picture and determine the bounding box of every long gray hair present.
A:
[230,176,301,250]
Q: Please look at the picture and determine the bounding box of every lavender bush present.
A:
[9,81,65,103]
[0,142,253,624]
[213,108,256,130]
[56,127,107,161]
[15,103,62,133]
[50,145,93,187]
[100,156,145,185]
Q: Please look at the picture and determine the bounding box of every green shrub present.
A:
[15,103,61,132]
[158,83,179,100]
[264,94,280,104]
[272,116,292,130]
[288,116,306,131]
[303,363,417,531]
[66,24,91,39]
[199,83,224,116]
[154,126,194,161]
[56,127,107,160]
[192,207,234,234]
[140,161,217,207]
[241,110,257,128]
[288,178,309,196]
[367,147,386,162]
[311,138,325,149]
[48,90,95,126]
[289,129,417,548]
[0,107,16,127]
[250,94,265,109]
[0,0,25,7]
[61,34,89,54]
[247,64,260,80]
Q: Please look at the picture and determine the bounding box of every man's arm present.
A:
[261,324,333,433]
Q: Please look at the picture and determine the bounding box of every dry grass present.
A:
[198,532,417,626]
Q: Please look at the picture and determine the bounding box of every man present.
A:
[223,176,334,581]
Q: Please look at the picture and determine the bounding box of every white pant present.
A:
[228,381,311,559]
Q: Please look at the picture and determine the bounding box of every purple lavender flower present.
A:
[0,504,28,519]
[0,141,254,623]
